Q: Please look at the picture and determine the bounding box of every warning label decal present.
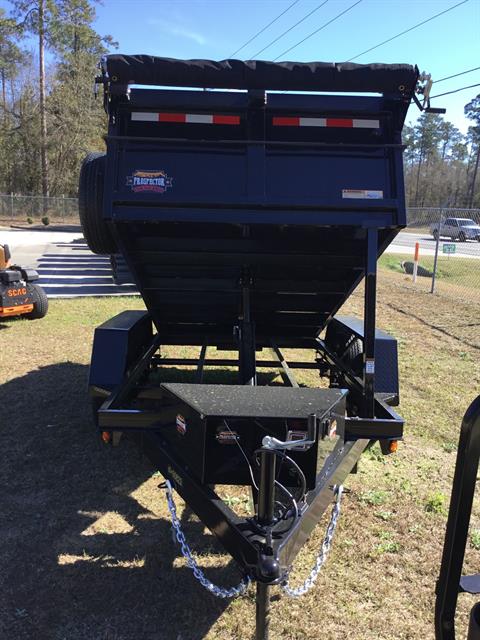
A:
[342,189,383,199]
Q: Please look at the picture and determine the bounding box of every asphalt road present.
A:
[0,227,137,298]
[391,231,480,259]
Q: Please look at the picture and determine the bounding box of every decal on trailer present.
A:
[126,169,173,194]
[176,414,187,435]
[167,466,183,487]
[216,430,240,444]
[342,189,383,199]
[365,359,375,374]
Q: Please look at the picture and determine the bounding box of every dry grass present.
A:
[0,275,479,639]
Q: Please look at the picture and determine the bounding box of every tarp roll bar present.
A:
[103,55,419,95]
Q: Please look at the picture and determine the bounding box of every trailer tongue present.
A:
[83,55,420,638]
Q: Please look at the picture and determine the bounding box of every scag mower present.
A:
[0,243,48,320]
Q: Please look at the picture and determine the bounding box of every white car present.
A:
[430,217,480,242]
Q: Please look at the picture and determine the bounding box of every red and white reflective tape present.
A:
[131,112,240,125]
[272,117,380,129]
[131,112,379,129]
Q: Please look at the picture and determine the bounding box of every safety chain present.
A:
[281,485,343,597]
[163,480,251,598]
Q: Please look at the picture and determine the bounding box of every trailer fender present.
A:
[89,310,152,393]
[325,315,399,405]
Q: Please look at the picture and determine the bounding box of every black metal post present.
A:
[435,396,480,640]
[256,449,277,640]
[431,209,443,294]
[238,269,256,386]
[257,450,276,526]
[194,343,208,383]
[256,584,270,640]
[363,228,378,418]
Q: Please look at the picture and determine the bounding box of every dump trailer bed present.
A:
[98,56,418,347]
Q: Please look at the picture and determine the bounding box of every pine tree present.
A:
[6,0,116,196]
[464,95,480,208]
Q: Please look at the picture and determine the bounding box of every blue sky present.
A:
[3,0,480,132]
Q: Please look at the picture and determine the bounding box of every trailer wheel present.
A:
[25,284,48,319]
[344,337,363,375]
[79,152,116,254]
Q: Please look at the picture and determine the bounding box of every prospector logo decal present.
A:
[126,169,173,193]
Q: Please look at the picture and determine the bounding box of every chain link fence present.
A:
[0,194,79,225]
[381,207,480,304]
[1,194,479,304]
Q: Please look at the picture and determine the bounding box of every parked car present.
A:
[430,217,480,242]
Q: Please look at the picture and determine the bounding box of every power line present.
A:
[347,0,470,62]
[273,0,363,61]
[228,0,302,58]
[436,66,480,84]
[430,82,480,99]
[250,0,329,59]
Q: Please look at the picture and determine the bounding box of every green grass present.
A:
[471,530,480,551]
[373,510,394,522]
[1,280,480,640]
[359,490,389,506]
[424,493,447,515]
[379,252,480,291]
[375,532,400,555]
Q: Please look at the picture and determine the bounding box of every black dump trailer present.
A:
[82,55,420,639]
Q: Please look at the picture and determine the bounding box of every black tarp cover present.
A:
[104,55,418,95]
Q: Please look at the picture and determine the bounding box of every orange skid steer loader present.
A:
[0,244,48,319]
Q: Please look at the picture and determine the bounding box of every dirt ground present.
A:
[0,272,479,640]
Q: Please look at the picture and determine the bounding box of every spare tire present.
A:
[78,152,116,254]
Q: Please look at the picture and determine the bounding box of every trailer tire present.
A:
[79,152,116,254]
[344,337,363,375]
[25,284,48,319]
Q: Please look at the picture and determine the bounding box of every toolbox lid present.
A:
[104,55,418,95]
[161,383,347,419]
